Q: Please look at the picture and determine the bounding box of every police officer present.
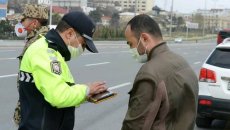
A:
[18,11,107,130]
[13,4,49,125]
[15,4,49,55]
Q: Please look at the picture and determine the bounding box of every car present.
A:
[217,29,230,45]
[174,37,183,43]
[49,25,57,29]
[196,38,230,128]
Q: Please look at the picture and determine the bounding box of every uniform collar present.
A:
[45,29,71,61]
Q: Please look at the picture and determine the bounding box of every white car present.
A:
[196,38,230,128]
[174,37,183,43]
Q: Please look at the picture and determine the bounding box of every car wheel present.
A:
[196,116,213,128]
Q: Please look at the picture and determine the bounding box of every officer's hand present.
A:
[87,81,107,97]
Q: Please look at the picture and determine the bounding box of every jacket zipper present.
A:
[41,107,46,130]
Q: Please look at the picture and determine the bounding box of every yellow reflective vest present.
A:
[18,30,89,130]
[19,36,88,108]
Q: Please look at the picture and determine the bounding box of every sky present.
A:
[154,0,230,13]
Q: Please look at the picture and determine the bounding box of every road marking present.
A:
[83,51,129,55]
[0,57,17,60]
[194,61,201,64]
[0,50,16,52]
[95,43,126,46]
[0,74,17,78]
[0,73,131,91]
[108,82,131,90]
[85,62,110,67]
[0,46,23,49]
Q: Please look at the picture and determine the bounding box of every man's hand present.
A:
[87,81,107,97]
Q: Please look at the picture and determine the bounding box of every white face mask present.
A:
[130,37,148,63]
[14,23,27,37]
[67,38,84,59]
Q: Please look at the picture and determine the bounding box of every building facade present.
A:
[88,0,154,13]
[197,9,230,31]
[38,0,87,7]
[117,0,154,13]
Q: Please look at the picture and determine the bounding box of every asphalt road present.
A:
[0,40,227,130]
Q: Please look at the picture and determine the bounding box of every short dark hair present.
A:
[127,14,162,39]
[55,20,81,36]
[55,20,72,33]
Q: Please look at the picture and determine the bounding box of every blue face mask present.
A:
[130,37,148,63]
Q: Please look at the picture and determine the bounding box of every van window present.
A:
[206,48,230,69]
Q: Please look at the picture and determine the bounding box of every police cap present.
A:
[62,11,98,53]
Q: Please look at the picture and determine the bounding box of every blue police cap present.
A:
[62,11,98,53]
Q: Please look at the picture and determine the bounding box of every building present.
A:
[119,12,139,24]
[0,0,8,20]
[53,0,87,7]
[117,0,154,13]
[38,0,87,8]
[81,6,95,15]
[197,9,230,31]
[88,0,154,13]
[101,16,111,26]
[52,6,68,14]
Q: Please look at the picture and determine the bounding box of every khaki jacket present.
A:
[122,43,198,130]
[19,26,49,58]
[13,26,49,125]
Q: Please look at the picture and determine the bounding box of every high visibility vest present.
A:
[18,36,88,130]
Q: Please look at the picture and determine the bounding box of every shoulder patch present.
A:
[50,61,61,75]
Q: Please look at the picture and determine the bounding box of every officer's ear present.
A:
[65,28,76,40]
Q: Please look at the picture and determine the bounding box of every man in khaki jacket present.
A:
[122,14,198,130]
[13,4,49,125]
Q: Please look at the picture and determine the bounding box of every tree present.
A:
[192,13,204,28]
[0,20,14,39]
[52,13,62,25]
[114,1,121,6]
[110,12,120,28]
[89,8,102,24]
[172,15,177,25]
[177,17,185,26]
[100,6,118,17]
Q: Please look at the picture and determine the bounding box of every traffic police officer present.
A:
[18,11,107,130]
[14,4,49,125]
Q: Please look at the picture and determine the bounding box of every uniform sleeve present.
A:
[29,50,87,108]
[122,81,156,130]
